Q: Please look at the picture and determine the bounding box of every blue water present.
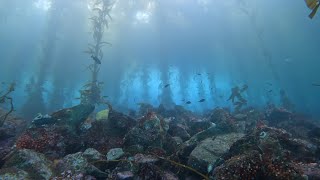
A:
[0,0,320,118]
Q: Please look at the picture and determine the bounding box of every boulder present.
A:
[188,133,245,173]
[124,113,168,150]
[55,149,108,178]
[83,148,104,162]
[213,126,308,179]
[3,149,54,179]
[107,148,125,161]
[167,123,190,141]
[208,108,236,132]
[124,126,162,148]
[0,167,31,180]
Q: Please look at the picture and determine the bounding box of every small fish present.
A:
[197,73,201,76]
[266,82,273,86]
[312,83,320,86]
[75,97,81,100]
[103,95,109,98]
[186,101,192,104]
[181,99,186,102]
[91,55,102,64]
[164,84,170,88]
[268,90,273,93]
[198,99,206,103]
[305,0,320,19]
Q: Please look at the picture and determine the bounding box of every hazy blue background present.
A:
[0,0,319,119]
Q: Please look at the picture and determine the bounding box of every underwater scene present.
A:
[1,0,320,179]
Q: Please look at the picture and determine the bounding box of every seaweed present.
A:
[80,0,114,106]
[0,82,15,126]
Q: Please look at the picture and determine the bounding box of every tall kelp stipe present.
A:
[21,0,65,118]
[81,0,114,107]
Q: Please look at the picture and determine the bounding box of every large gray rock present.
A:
[56,149,107,178]
[124,114,168,149]
[175,125,222,163]
[83,148,104,161]
[107,148,124,161]
[168,123,190,141]
[106,111,137,137]
[188,133,245,173]
[3,149,54,180]
[124,126,161,148]
[0,167,31,180]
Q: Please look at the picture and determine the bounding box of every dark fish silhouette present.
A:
[186,101,191,104]
[312,83,320,86]
[305,0,320,19]
[91,55,101,64]
[197,73,201,76]
[198,99,206,102]
[164,84,170,88]
[268,90,273,93]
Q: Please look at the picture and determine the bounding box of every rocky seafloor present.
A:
[0,104,320,180]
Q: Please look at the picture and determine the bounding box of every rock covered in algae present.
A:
[3,149,54,179]
[55,148,107,178]
[0,110,27,164]
[213,126,307,179]
[123,112,168,149]
[167,122,191,141]
[15,104,96,158]
[0,167,31,180]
